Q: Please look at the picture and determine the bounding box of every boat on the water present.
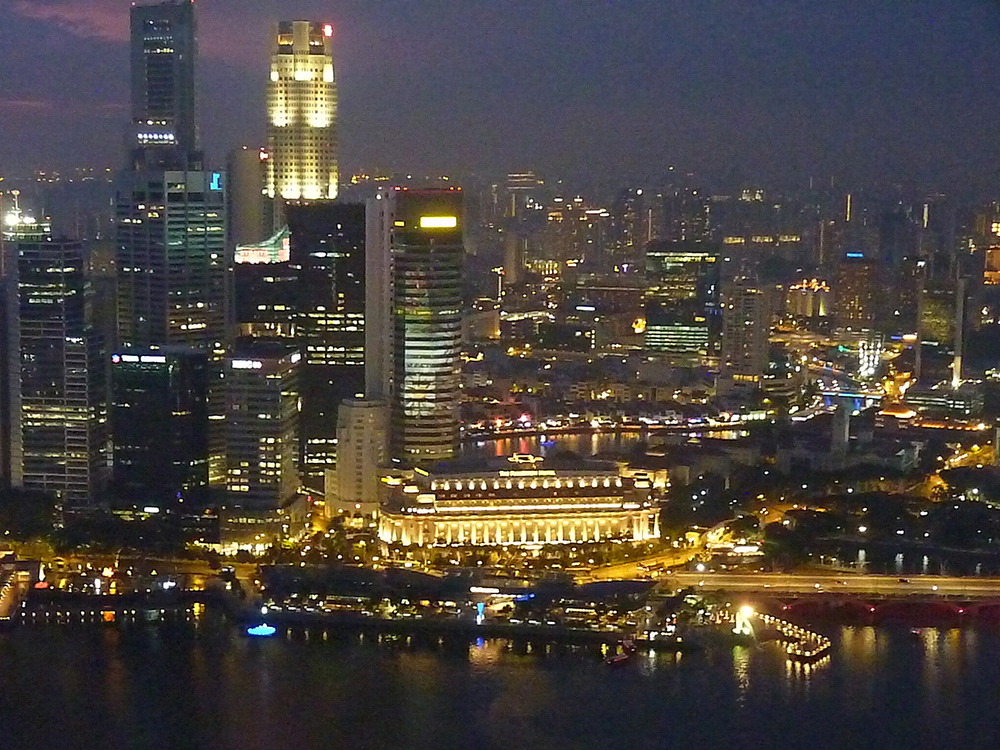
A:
[605,638,637,665]
[605,651,633,666]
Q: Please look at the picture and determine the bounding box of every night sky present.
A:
[2,0,1000,192]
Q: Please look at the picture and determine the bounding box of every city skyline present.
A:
[1,0,1000,194]
[6,5,1000,748]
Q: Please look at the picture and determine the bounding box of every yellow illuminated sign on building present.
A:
[419,216,458,229]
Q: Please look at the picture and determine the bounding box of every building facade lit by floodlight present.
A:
[378,459,660,547]
[266,21,338,202]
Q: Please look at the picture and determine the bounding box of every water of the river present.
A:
[2,621,998,749]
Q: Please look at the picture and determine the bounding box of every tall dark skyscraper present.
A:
[227,145,270,248]
[129,0,199,170]
[367,188,465,464]
[117,0,230,490]
[110,346,209,511]
[285,202,366,480]
[118,1,228,356]
[286,203,365,371]
[8,221,106,504]
[232,204,366,483]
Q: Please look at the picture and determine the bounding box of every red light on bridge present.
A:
[323,24,333,37]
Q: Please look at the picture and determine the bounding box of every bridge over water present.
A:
[664,571,1000,623]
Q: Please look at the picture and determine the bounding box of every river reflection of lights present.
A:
[785,654,830,680]
[469,638,504,668]
[732,645,751,704]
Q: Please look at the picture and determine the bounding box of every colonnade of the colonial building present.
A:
[379,510,660,547]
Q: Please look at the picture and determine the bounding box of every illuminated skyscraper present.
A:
[266,21,338,203]
[224,343,301,510]
[833,252,878,331]
[9,229,106,503]
[1,206,50,488]
[367,189,465,463]
[718,275,772,394]
[115,169,228,355]
[129,0,199,169]
[643,240,720,360]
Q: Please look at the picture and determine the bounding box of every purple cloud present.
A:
[8,0,127,42]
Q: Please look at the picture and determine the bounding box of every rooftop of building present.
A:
[418,454,620,479]
[230,338,300,361]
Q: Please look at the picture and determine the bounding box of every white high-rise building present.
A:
[266,21,338,202]
[326,399,388,519]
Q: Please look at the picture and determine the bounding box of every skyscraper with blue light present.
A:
[129,0,199,170]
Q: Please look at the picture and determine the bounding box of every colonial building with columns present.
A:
[377,457,660,548]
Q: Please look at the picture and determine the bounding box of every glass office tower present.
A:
[116,169,228,356]
[367,189,465,463]
[15,235,105,504]
[110,346,209,511]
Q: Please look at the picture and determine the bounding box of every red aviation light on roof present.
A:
[324,24,334,37]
